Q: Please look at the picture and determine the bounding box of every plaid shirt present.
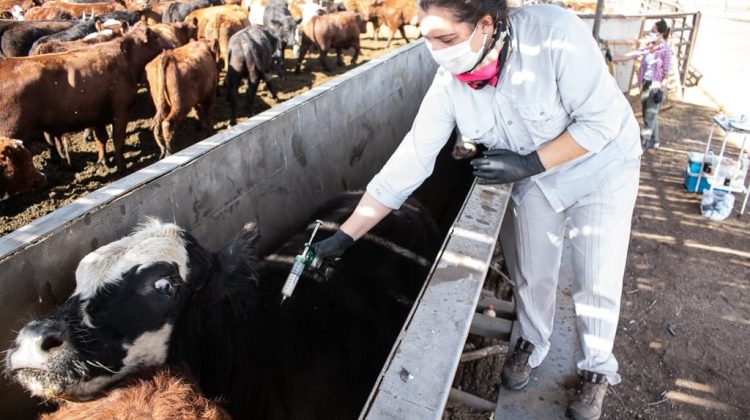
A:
[636,43,672,85]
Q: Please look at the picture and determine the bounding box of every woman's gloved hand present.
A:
[470,149,546,185]
[311,229,355,260]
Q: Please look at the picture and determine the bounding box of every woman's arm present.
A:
[537,130,588,170]
[340,192,392,240]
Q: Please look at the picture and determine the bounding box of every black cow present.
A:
[161,0,210,23]
[5,192,440,419]
[0,20,75,57]
[226,25,283,125]
[29,11,140,54]
[262,1,297,56]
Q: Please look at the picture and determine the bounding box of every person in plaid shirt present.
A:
[617,19,673,149]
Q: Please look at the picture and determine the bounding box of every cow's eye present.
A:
[154,278,175,295]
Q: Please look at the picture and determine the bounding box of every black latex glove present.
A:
[311,229,355,260]
[470,149,546,185]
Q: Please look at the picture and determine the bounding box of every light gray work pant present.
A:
[500,159,640,385]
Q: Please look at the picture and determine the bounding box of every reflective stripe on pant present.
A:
[641,81,664,146]
[500,159,640,385]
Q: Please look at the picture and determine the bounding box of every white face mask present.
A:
[426,24,488,75]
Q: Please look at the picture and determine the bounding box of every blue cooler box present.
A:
[684,166,710,193]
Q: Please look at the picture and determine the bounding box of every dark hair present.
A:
[654,19,670,40]
[417,0,508,25]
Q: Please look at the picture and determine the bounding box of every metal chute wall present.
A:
[0,41,437,416]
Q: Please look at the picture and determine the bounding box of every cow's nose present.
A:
[7,323,69,371]
[39,328,65,352]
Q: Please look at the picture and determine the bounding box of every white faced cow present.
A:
[6,193,440,419]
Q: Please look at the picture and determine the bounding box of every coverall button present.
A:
[508,120,513,125]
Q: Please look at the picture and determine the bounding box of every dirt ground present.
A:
[0,35,410,236]
[447,97,750,419]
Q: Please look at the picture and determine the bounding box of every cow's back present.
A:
[254,193,439,418]
[146,40,217,120]
[1,20,76,56]
[0,43,131,137]
[306,11,360,50]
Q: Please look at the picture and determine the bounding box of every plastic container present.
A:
[687,151,704,173]
[684,165,710,193]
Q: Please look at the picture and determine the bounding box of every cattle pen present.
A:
[1,40,529,418]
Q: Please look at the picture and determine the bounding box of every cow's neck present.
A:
[169,256,283,416]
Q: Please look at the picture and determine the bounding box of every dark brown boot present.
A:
[568,371,609,420]
[501,338,535,390]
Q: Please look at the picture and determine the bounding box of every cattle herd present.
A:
[0,0,419,204]
[5,192,441,418]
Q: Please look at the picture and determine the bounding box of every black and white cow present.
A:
[6,192,440,418]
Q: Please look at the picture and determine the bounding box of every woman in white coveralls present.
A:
[313,2,641,419]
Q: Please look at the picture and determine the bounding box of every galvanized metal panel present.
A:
[361,183,512,420]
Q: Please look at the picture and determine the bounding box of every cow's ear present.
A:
[215,223,261,280]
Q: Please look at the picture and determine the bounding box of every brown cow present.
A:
[0,137,46,200]
[39,0,126,16]
[0,23,172,171]
[149,19,198,48]
[136,1,177,25]
[364,0,417,48]
[22,5,73,20]
[145,39,218,157]
[0,0,37,18]
[186,4,248,69]
[295,11,365,73]
[41,367,230,420]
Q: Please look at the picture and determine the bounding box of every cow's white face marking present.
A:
[122,323,173,368]
[74,218,189,300]
[63,323,173,399]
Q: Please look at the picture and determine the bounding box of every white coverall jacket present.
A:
[367,4,643,384]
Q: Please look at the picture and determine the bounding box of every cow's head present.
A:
[0,138,46,200]
[4,219,260,401]
[269,14,298,48]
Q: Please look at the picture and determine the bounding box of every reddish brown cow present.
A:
[22,6,73,20]
[136,1,177,25]
[186,4,248,69]
[145,39,218,157]
[149,19,198,48]
[364,0,417,48]
[41,367,230,420]
[40,0,126,16]
[0,0,37,17]
[295,11,365,73]
[0,23,172,171]
[0,137,46,200]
